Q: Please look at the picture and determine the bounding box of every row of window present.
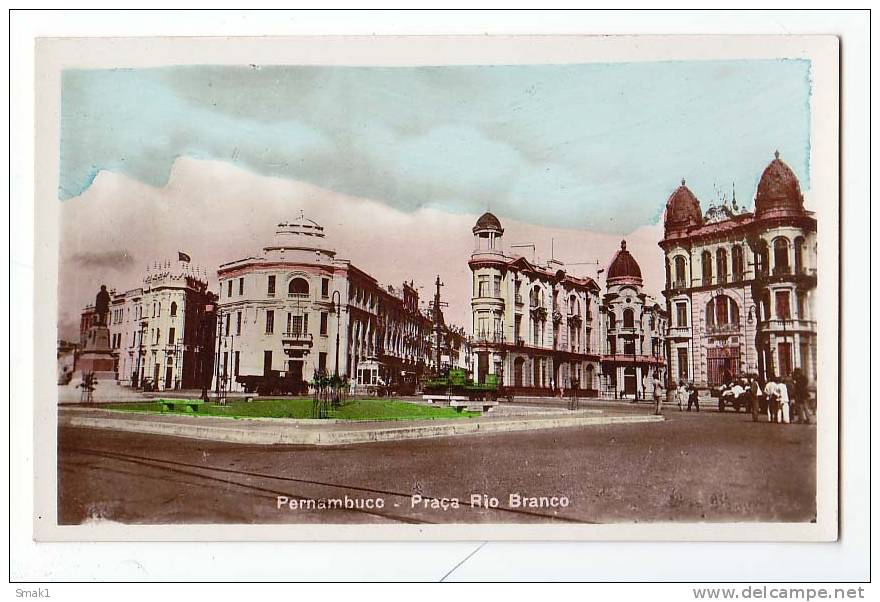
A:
[218,350,331,380]
[220,310,330,337]
[109,301,179,324]
[667,237,808,289]
[222,275,332,300]
[670,290,809,330]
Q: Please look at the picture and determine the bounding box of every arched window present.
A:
[665,259,671,289]
[674,256,686,287]
[706,295,740,330]
[529,286,543,308]
[701,250,713,286]
[756,240,770,277]
[568,296,580,316]
[623,308,635,328]
[288,277,309,296]
[170,302,178,317]
[716,248,728,284]
[773,238,790,274]
[608,313,616,330]
[732,245,744,281]
[794,236,805,274]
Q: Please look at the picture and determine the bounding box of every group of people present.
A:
[719,369,813,424]
[650,368,814,423]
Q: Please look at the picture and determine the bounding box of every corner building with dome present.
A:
[659,152,817,390]
[468,212,666,399]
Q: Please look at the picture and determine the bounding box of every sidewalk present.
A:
[58,405,664,446]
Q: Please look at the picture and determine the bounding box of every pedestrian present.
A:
[749,375,762,422]
[778,377,792,424]
[687,382,700,412]
[764,375,779,423]
[652,372,664,415]
[677,379,688,411]
[792,369,811,424]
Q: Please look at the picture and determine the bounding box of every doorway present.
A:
[624,366,637,396]
[513,357,524,387]
[477,352,489,384]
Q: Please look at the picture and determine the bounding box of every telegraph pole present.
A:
[431,276,448,373]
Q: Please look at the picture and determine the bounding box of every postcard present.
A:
[33,34,839,541]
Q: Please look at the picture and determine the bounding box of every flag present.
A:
[178,251,191,263]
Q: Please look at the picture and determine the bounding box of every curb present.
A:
[59,412,664,446]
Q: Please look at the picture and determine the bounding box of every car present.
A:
[713,384,750,412]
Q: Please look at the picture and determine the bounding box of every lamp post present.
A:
[746,304,757,378]
[136,319,147,388]
[214,310,223,399]
[332,290,341,377]
[201,302,216,402]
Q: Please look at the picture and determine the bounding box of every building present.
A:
[468,212,603,396]
[598,240,667,399]
[213,216,436,394]
[80,260,216,390]
[659,151,817,389]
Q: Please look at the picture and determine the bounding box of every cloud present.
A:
[59,61,812,233]
[70,249,136,270]
[57,157,668,341]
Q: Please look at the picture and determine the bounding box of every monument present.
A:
[77,285,115,382]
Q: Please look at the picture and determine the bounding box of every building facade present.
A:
[659,152,818,389]
[598,241,667,399]
[80,261,216,390]
[213,216,437,394]
[468,212,603,396]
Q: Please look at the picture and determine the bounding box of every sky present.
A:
[58,60,812,339]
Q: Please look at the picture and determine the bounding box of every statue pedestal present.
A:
[78,324,115,381]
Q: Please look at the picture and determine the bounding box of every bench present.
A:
[449,399,498,414]
[159,399,204,412]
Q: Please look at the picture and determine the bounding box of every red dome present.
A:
[607,239,643,284]
[755,151,805,217]
[664,179,703,234]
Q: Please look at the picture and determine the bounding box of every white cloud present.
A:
[59,157,667,339]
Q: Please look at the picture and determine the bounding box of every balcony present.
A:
[281,331,313,346]
[758,319,817,333]
[473,331,506,344]
[667,326,691,339]
[704,322,741,335]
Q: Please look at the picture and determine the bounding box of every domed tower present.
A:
[472,211,504,253]
[754,150,806,219]
[469,212,507,384]
[663,179,703,238]
[602,240,659,399]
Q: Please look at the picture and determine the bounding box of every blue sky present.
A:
[60,60,811,233]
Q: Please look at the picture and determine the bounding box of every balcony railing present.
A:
[704,322,741,335]
[473,331,505,344]
[281,331,313,344]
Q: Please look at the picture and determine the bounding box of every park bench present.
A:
[159,399,204,412]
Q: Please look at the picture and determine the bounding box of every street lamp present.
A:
[136,319,147,388]
[201,302,216,402]
[332,290,342,377]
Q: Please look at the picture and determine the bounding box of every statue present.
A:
[95,285,111,326]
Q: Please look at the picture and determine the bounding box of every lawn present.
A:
[102,398,479,421]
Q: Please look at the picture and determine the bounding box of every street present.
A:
[58,402,816,525]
